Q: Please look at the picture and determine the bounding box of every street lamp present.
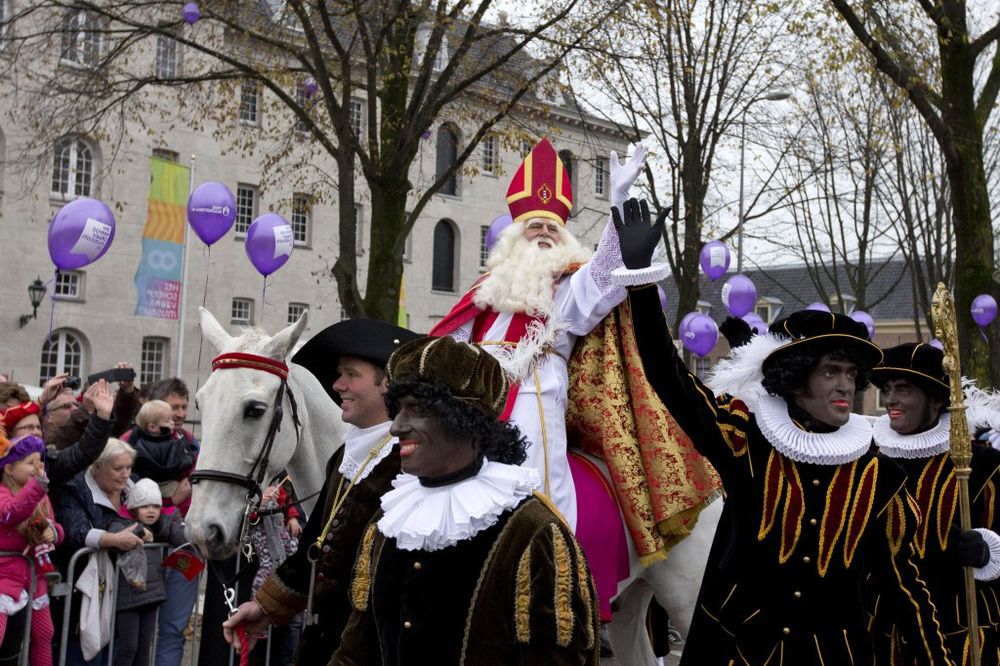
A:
[18,277,47,328]
[736,90,792,273]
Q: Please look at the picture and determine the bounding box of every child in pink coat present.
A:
[0,433,63,666]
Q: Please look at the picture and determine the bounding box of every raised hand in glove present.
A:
[610,145,649,212]
[720,316,753,349]
[611,198,667,270]
[950,525,991,568]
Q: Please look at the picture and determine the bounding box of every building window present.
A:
[479,225,490,269]
[155,35,180,79]
[287,302,307,325]
[403,213,413,263]
[594,157,607,197]
[755,297,783,324]
[152,148,179,162]
[432,219,456,292]
[239,80,260,125]
[140,337,168,385]
[39,329,85,384]
[520,139,533,158]
[295,83,310,134]
[235,184,257,234]
[830,294,857,315]
[60,9,103,68]
[696,300,712,315]
[51,137,93,199]
[436,125,459,196]
[231,298,254,326]
[0,0,11,50]
[349,98,364,138]
[353,203,364,254]
[53,271,84,300]
[481,135,497,175]
[291,193,311,245]
[558,149,576,216]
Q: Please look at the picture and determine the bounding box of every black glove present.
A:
[720,316,753,349]
[950,525,990,568]
[611,198,668,270]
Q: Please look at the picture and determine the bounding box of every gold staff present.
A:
[932,282,979,666]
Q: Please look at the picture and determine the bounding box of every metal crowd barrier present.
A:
[0,551,37,666]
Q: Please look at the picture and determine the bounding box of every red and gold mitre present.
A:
[506,138,573,225]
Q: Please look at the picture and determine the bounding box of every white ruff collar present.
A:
[338,422,395,481]
[756,394,873,465]
[377,460,540,551]
[873,413,951,459]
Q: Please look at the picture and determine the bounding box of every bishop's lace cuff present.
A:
[611,263,669,288]
[973,528,1000,581]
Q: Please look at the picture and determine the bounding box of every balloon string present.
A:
[981,326,989,344]
[261,277,269,327]
[46,269,59,344]
[194,246,212,393]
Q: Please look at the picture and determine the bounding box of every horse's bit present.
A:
[189,352,301,562]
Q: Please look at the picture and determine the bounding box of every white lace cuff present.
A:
[589,216,625,298]
[973,528,1000,581]
[611,263,669,287]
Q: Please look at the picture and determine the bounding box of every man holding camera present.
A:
[42,362,141,449]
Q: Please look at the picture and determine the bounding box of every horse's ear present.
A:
[264,309,309,361]
[200,307,232,352]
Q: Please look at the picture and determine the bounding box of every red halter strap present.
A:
[211,352,289,380]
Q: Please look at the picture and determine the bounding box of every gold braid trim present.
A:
[571,539,595,650]
[550,524,574,647]
[350,523,379,611]
[514,548,532,643]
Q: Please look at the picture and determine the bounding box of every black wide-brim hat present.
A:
[763,310,883,374]
[870,342,949,399]
[292,319,423,404]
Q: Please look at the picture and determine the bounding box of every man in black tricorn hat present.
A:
[331,335,600,665]
[614,213,953,663]
[224,319,421,661]
[870,343,1000,662]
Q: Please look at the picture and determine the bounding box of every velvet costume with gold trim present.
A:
[330,495,600,665]
[873,443,1000,665]
[254,444,401,660]
[626,285,952,665]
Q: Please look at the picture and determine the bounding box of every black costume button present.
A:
[322,545,331,553]
[413,561,422,570]
[403,621,412,629]
[782,627,791,635]
[811,479,820,487]
[809,518,817,526]
[793,591,802,599]
[331,519,340,528]
[802,556,811,564]
[325,532,334,542]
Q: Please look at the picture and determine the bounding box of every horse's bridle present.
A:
[189,351,301,559]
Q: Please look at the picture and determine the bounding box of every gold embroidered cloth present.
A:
[567,298,721,564]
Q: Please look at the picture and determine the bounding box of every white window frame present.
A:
[354,202,364,255]
[0,0,12,51]
[39,329,86,384]
[239,80,260,126]
[349,98,364,138]
[291,193,311,246]
[594,157,607,198]
[231,297,255,326]
[51,137,94,200]
[53,270,85,301]
[154,34,180,79]
[295,84,310,134]
[152,148,179,162]
[235,183,258,235]
[755,297,783,324]
[481,135,497,176]
[140,337,168,385]
[479,225,490,269]
[696,300,712,315]
[60,9,103,68]
[287,302,308,325]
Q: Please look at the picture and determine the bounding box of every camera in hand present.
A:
[88,367,136,385]
[64,376,81,390]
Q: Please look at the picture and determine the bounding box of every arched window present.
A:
[60,8,103,67]
[40,329,86,384]
[436,125,459,196]
[432,219,457,292]
[51,137,94,199]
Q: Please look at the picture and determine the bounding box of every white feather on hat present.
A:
[126,478,163,510]
[705,332,786,412]
[962,380,1000,435]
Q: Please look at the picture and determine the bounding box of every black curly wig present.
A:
[762,344,872,402]
[386,377,528,466]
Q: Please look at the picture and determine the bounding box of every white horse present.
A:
[185,307,343,560]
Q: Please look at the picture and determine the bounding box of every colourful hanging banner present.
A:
[134,158,190,319]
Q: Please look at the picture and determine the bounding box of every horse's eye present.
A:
[244,402,267,419]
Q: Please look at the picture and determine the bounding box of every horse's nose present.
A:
[189,521,229,557]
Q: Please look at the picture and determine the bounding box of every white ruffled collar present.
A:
[338,422,396,481]
[377,460,540,551]
[756,394,873,465]
[873,413,951,459]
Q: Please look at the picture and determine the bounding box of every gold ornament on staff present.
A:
[932,282,979,666]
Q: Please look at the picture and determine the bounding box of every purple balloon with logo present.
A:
[245,213,294,276]
[187,182,237,246]
[849,310,875,339]
[48,197,116,270]
[680,313,719,358]
[806,302,831,313]
[721,274,756,318]
[971,294,998,327]
[182,2,200,24]
[742,313,768,335]
[699,240,731,281]
[485,214,513,253]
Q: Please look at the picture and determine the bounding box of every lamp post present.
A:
[736,91,791,273]
[18,277,48,328]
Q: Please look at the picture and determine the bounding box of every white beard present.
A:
[473,222,592,317]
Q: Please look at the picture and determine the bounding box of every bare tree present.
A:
[2,0,619,321]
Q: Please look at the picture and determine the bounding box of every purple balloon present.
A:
[721,274,757,318]
[699,240,731,281]
[678,311,698,336]
[849,310,875,339]
[304,77,318,97]
[245,213,294,276]
[929,338,944,350]
[187,182,236,246]
[657,286,667,310]
[806,302,831,313]
[680,313,719,358]
[742,313,768,335]
[971,294,998,327]
[48,198,116,271]
[182,2,200,24]
[485,214,513,253]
